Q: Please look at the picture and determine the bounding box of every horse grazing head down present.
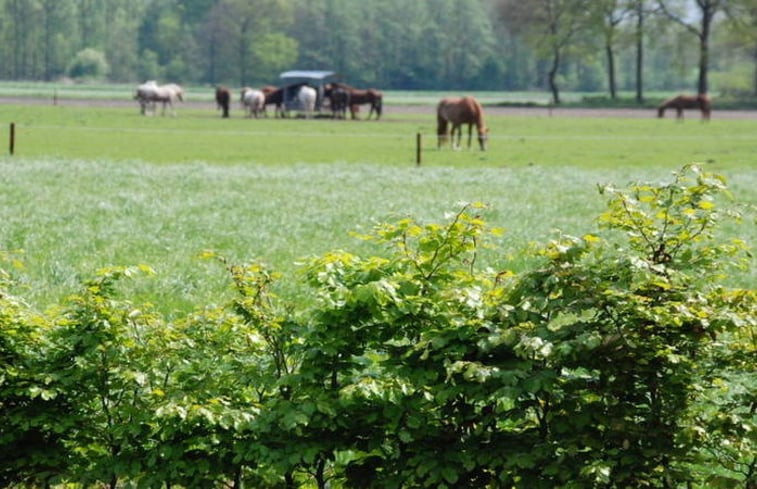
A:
[326,83,383,120]
[657,93,711,120]
[134,81,183,116]
[437,96,488,151]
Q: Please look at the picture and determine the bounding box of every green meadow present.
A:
[0,101,755,315]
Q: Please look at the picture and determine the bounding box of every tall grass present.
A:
[1,157,754,316]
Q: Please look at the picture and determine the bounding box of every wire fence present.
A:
[6,121,757,166]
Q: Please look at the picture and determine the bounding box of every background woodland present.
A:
[2,0,757,101]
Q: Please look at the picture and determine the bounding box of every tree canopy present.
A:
[1,0,756,98]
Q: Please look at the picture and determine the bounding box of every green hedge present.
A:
[1,166,754,489]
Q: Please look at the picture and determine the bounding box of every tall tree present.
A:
[598,0,634,99]
[657,0,727,94]
[724,0,757,95]
[497,0,595,104]
[5,0,39,78]
[634,0,647,102]
[40,0,73,80]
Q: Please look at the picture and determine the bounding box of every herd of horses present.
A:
[211,82,381,121]
[134,80,382,121]
[134,81,713,153]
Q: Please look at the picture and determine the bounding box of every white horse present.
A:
[283,85,316,118]
[135,81,184,116]
[240,87,265,118]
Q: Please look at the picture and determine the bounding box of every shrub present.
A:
[66,48,110,81]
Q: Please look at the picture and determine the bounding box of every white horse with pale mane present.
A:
[284,85,316,118]
[135,81,184,116]
[240,87,265,118]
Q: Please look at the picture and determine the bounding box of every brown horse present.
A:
[657,94,711,120]
[437,96,488,151]
[215,86,231,118]
[325,83,383,120]
[328,86,350,119]
[261,85,285,117]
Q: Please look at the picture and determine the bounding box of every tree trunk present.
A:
[316,458,327,489]
[697,3,714,95]
[698,29,709,95]
[753,45,757,97]
[606,43,617,99]
[548,48,561,105]
[636,0,644,103]
[233,465,243,489]
[285,471,295,489]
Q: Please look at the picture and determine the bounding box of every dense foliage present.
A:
[1,165,755,488]
[1,0,756,95]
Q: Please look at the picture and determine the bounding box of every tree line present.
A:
[1,166,755,488]
[1,0,756,102]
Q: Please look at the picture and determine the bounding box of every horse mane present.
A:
[467,96,486,134]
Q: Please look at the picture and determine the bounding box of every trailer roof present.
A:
[279,70,337,80]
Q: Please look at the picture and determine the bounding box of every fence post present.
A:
[9,123,15,155]
[416,132,422,166]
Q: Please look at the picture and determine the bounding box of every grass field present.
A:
[0,100,754,315]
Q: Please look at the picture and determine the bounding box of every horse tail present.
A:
[375,92,383,119]
[436,103,449,148]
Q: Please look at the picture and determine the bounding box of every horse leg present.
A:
[452,125,461,150]
[467,124,473,149]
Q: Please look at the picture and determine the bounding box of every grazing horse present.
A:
[437,96,488,151]
[135,81,184,116]
[325,83,383,120]
[283,84,317,118]
[215,86,231,118]
[657,94,711,120]
[262,86,286,117]
[240,87,265,118]
[329,87,350,119]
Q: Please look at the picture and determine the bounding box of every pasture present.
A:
[0,98,755,315]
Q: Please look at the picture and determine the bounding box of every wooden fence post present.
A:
[416,132,422,166]
[9,123,15,155]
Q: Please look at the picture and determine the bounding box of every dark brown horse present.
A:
[261,85,284,117]
[215,86,231,118]
[328,86,350,119]
[657,94,711,120]
[437,96,488,151]
[325,83,383,120]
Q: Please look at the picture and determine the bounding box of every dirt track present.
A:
[3,96,756,119]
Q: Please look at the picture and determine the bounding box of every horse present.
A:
[240,87,265,118]
[325,83,383,120]
[328,86,350,119]
[135,81,184,116]
[262,85,285,117]
[283,84,317,118]
[657,94,711,120]
[436,96,488,151]
[215,86,231,118]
